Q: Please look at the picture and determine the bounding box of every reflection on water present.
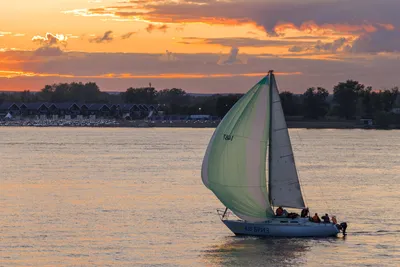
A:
[203,237,311,266]
[0,128,399,266]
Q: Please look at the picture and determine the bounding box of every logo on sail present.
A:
[223,134,234,141]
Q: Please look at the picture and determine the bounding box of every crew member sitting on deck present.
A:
[321,213,330,223]
[301,207,309,218]
[276,206,283,216]
[312,213,321,223]
[282,208,288,217]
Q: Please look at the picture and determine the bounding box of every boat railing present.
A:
[217,208,231,220]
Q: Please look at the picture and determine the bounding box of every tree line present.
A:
[1,80,399,123]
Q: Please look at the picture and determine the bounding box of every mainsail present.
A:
[268,74,305,209]
[201,71,305,222]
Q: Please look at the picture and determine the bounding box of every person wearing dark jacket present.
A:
[301,207,309,218]
[276,206,283,216]
[321,213,330,223]
[312,213,321,223]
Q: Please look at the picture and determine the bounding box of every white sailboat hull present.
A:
[223,218,340,237]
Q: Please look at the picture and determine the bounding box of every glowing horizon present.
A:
[1,0,399,93]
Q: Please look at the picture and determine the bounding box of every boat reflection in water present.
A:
[201,237,312,266]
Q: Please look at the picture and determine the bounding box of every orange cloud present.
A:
[64,6,257,28]
[0,70,75,78]
[146,23,168,33]
[0,31,13,37]
[378,23,395,31]
[121,31,137,39]
[0,70,302,80]
[275,21,381,36]
[32,33,68,46]
[0,32,25,37]
[63,0,398,38]
[89,31,114,43]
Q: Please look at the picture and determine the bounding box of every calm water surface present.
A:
[0,128,399,266]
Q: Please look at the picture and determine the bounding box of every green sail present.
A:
[201,75,274,222]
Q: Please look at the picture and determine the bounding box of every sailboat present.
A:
[201,70,347,237]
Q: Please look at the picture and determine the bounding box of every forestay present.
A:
[201,76,274,222]
[268,75,305,208]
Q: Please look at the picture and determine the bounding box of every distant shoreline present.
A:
[1,119,399,129]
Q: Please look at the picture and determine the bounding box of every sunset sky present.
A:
[1,0,399,93]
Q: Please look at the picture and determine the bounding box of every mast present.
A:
[268,70,274,207]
